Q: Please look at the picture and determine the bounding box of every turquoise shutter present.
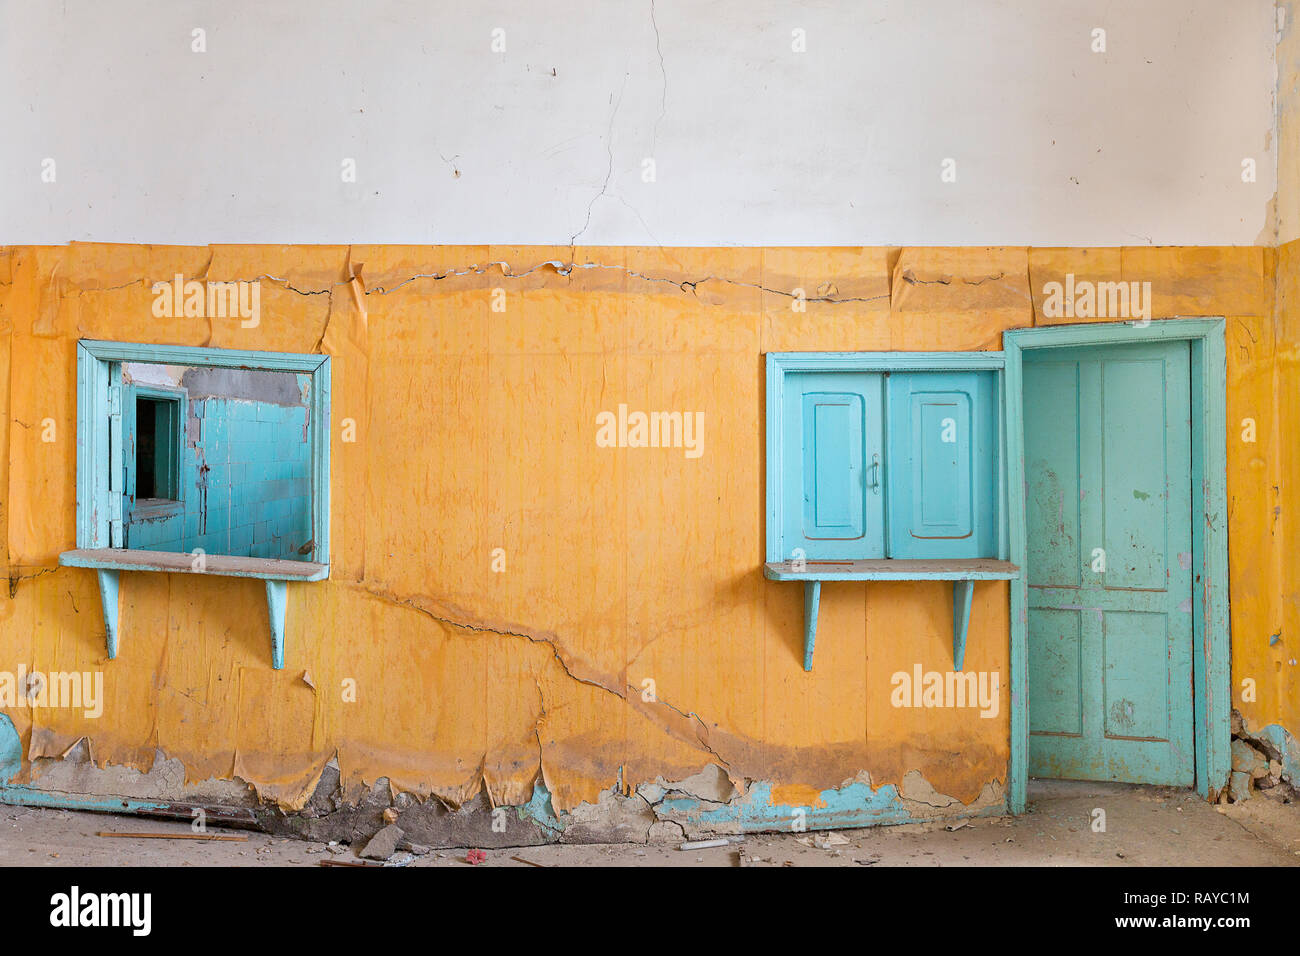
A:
[802,391,865,539]
[108,370,129,547]
[121,383,137,537]
[780,371,885,560]
[886,371,997,559]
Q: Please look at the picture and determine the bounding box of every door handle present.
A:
[868,454,881,494]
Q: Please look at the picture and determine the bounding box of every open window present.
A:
[60,341,331,669]
[765,352,1019,670]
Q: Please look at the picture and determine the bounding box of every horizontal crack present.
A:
[898,270,1009,287]
[26,259,893,307]
[8,567,55,598]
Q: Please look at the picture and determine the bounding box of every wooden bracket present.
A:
[799,579,976,672]
[266,580,287,670]
[952,579,974,672]
[97,569,120,659]
[67,549,323,670]
[802,581,821,671]
[766,559,1018,672]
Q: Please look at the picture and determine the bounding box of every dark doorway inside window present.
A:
[136,395,180,501]
[137,398,157,498]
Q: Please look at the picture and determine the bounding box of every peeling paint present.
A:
[1242,719,1300,787]
[652,773,1004,836]
[0,240,1294,843]
[520,780,563,835]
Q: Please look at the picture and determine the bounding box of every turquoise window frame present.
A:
[73,339,331,561]
[764,351,1016,674]
[766,351,1010,566]
[61,339,331,670]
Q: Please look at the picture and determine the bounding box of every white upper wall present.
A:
[1278,0,1300,242]
[0,0,1281,247]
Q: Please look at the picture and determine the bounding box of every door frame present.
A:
[1003,318,1229,810]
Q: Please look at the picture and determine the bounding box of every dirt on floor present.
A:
[0,779,1297,867]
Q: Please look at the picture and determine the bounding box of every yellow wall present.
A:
[1266,239,1300,743]
[0,242,1290,820]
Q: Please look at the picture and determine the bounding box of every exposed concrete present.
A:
[561,789,656,844]
[6,750,1008,849]
[10,710,1289,849]
[646,820,686,844]
[265,773,557,849]
[26,744,257,808]
[180,367,306,406]
[901,769,961,808]
[1228,709,1300,802]
[639,764,736,805]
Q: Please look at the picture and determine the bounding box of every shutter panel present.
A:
[887,371,997,559]
[109,381,126,547]
[802,391,865,539]
[779,371,885,560]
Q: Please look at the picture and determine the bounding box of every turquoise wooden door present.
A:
[1023,341,1194,785]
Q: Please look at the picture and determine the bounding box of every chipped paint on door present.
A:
[1024,341,1194,785]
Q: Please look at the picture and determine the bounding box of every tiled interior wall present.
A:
[127,392,312,561]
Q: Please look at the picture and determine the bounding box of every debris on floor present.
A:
[1,779,1297,867]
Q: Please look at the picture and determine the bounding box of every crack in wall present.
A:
[629,686,731,771]
[17,254,898,312]
[897,269,1009,287]
[8,567,54,598]
[570,74,629,248]
[0,244,1038,837]
[352,582,624,699]
[347,581,732,771]
[649,0,667,152]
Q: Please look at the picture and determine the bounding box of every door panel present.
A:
[1025,341,1194,786]
[1027,607,1083,736]
[1103,611,1169,740]
[1101,359,1170,590]
[1024,361,1082,588]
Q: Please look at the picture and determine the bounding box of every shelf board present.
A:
[764,558,1019,582]
[60,548,328,581]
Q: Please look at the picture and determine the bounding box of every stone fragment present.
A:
[358,824,404,860]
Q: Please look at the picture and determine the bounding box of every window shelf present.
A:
[762,559,1019,672]
[59,548,328,669]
